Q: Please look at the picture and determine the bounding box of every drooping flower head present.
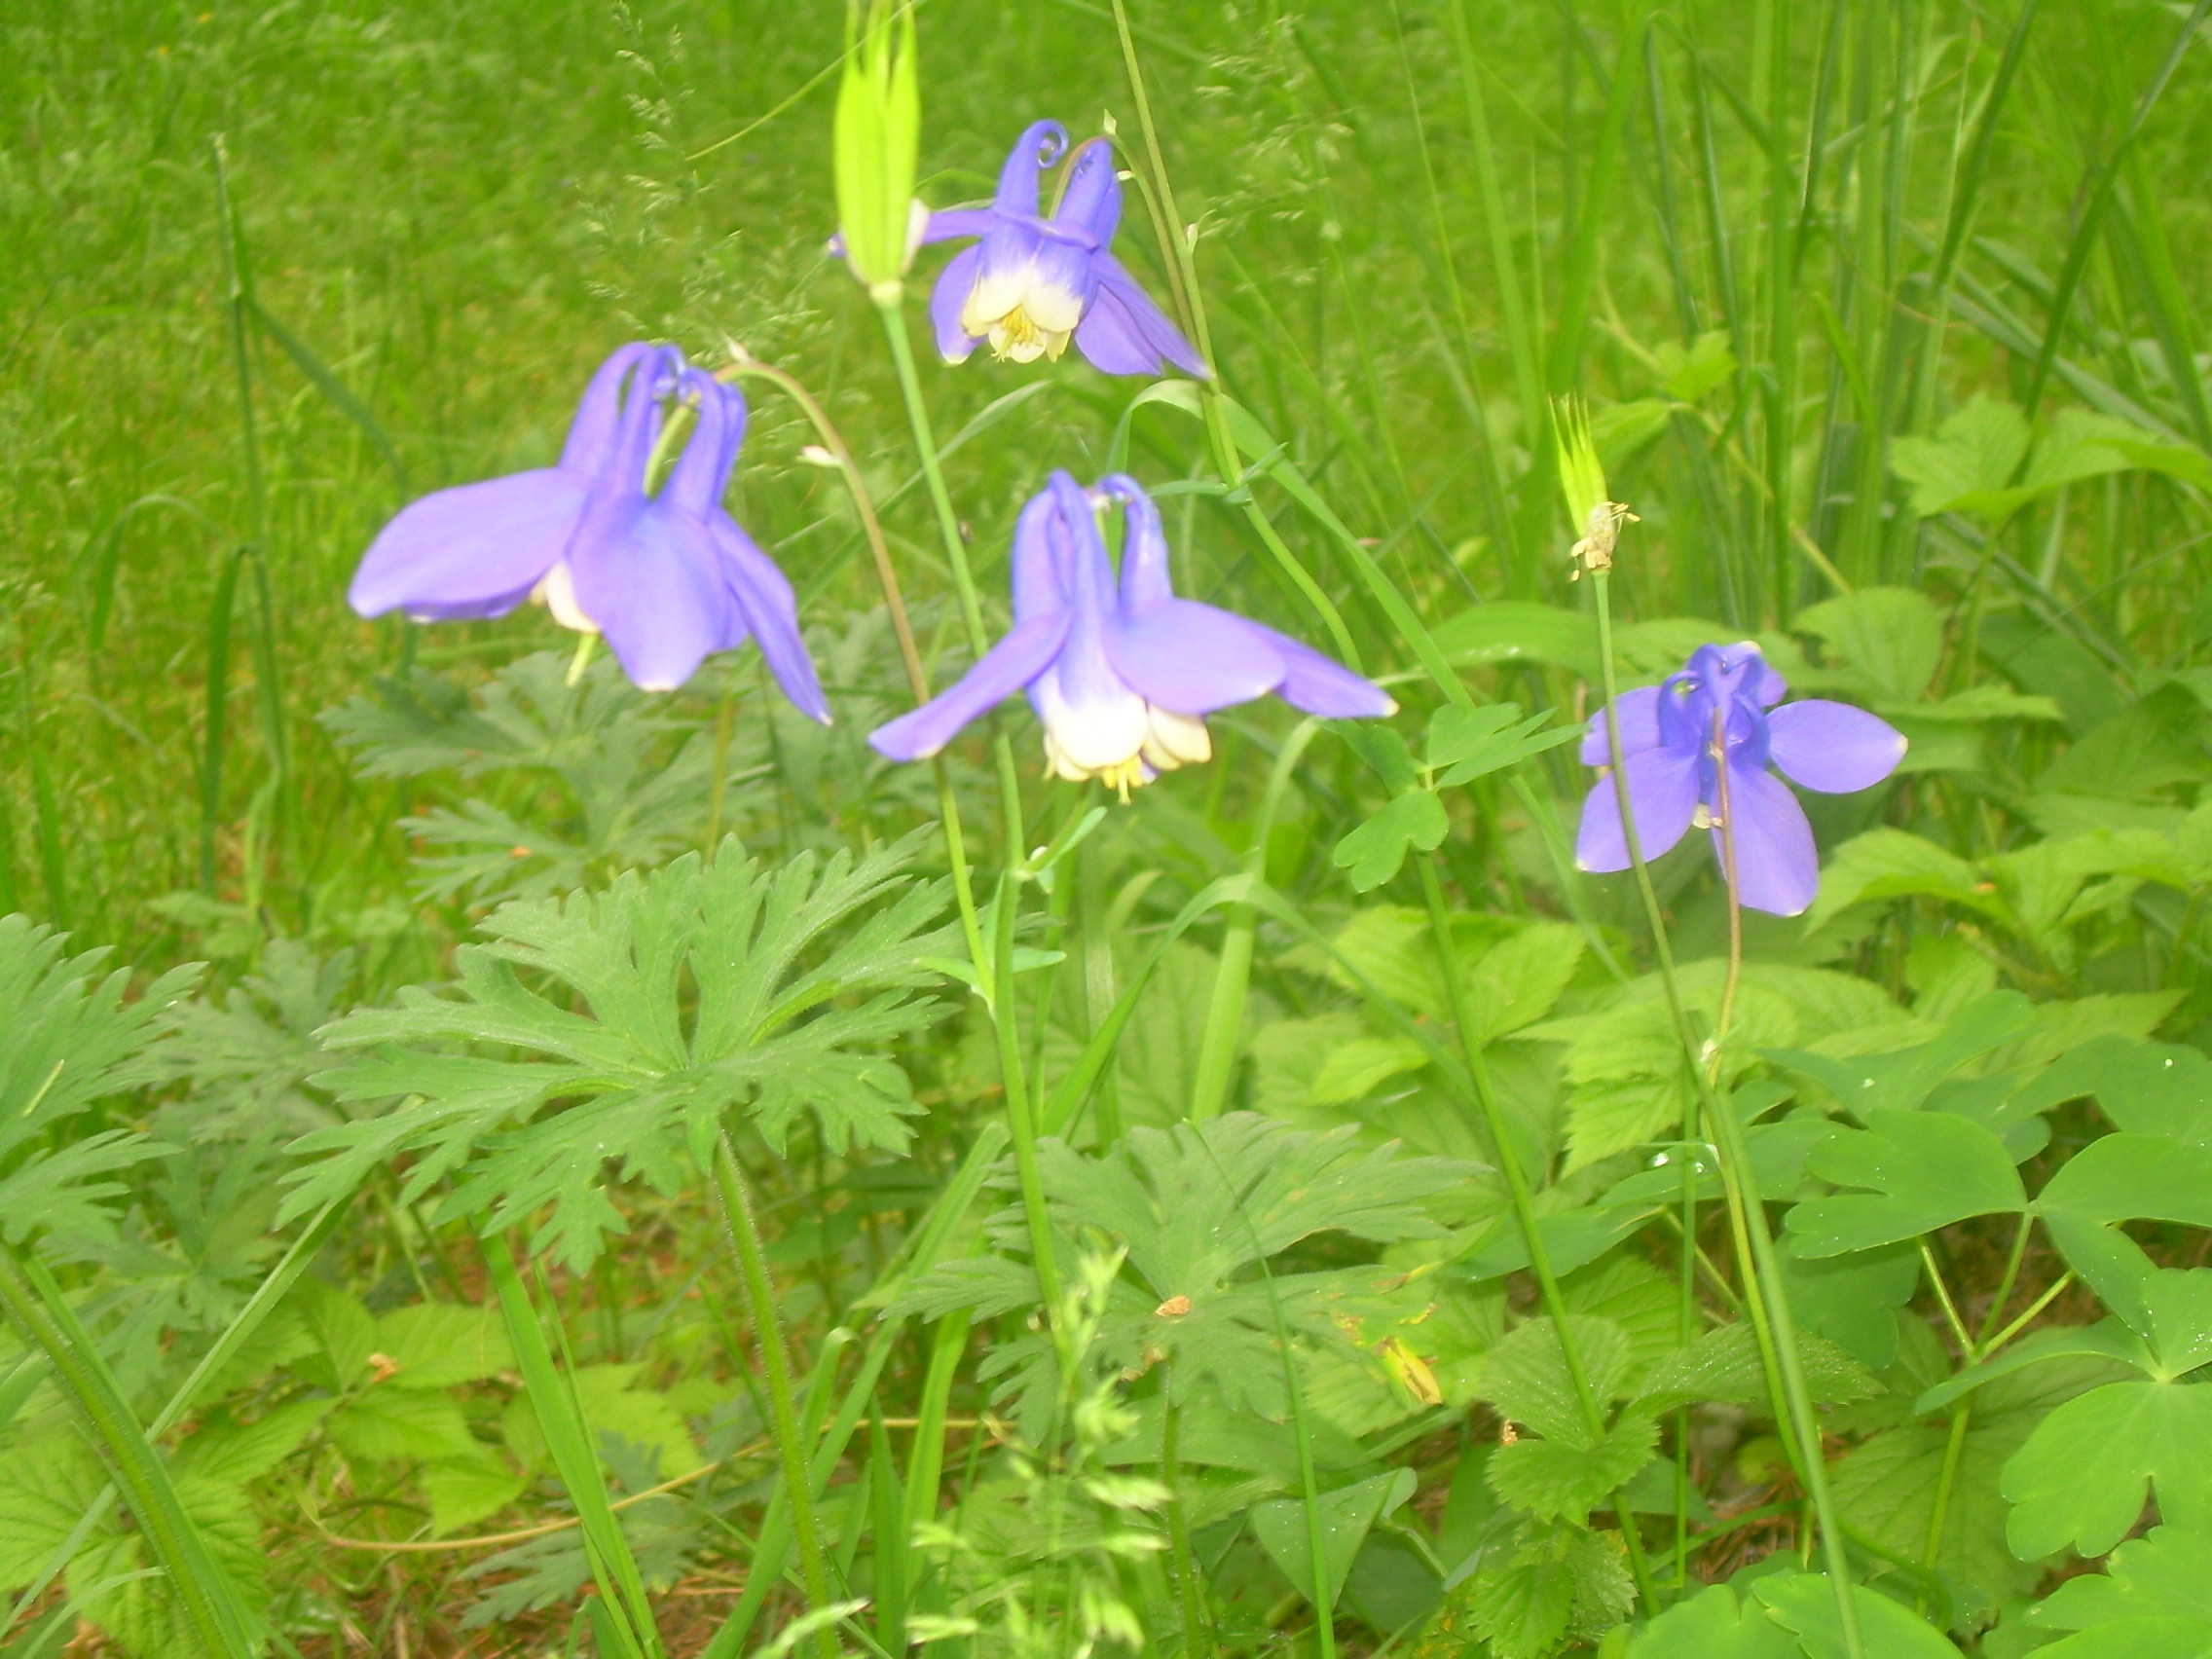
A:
[349,345,828,716]
[921,121,1206,378]
[869,471,1392,796]
[1575,642,1906,916]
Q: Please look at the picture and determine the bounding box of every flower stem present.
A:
[1416,853,1657,1607]
[710,1134,838,1659]
[868,295,1059,1310]
[1710,741,1866,1656]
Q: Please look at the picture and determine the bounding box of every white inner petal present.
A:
[962,261,1080,363]
[1141,707,1212,770]
[531,562,601,634]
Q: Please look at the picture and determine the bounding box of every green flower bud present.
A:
[833,0,922,298]
[1552,393,1637,575]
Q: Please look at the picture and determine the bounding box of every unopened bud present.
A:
[832,1,922,288]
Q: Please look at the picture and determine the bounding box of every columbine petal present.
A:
[571,512,736,692]
[559,342,666,471]
[993,120,1067,216]
[1056,140,1121,245]
[349,470,585,619]
[1767,700,1907,793]
[1579,684,1665,766]
[714,517,830,724]
[931,244,986,363]
[1074,255,1206,378]
[1260,632,1396,719]
[918,208,997,245]
[1576,746,1701,871]
[869,613,1071,760]
[1105,600,1288,713]
[1714,763,1820,916]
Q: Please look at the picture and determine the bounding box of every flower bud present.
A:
[1553,394,1637,575]
[833,0,922,294]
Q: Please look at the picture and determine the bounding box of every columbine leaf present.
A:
[2004,1376,2212,1560]
[292,835,951,1271]
[1785,1109,2026,1257]
[1333,790,1447,893]
[1426,703,1579,787]
[2032,1138,2212,1330]
[2035,1527,2212,1631]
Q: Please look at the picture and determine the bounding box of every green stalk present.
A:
[1188,723,1320,1121]
[712,1135,838,1659]
[1416,854,1656,1606]
[199,550,242,894]
[1161,1387,1210,1659]
[865,301,1057,1311]
[1710,738,1865,1655]
[0,1246,254,1659]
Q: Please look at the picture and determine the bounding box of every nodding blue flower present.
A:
[1575,642,1906,916]
[921,121,1206,378]
[349,345,829,716]
[868,471,1392,796]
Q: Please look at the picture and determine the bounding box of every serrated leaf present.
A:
[1488,1415,1657,1523]
[1805,829,1994,932]
[1307,1037,1428,1106]
[424,1454,531,1536]
[171,1398,332,1487]
[1478,1317,1632,1448]
[1794,587,1942,704]
[500,1362,698,1483]
[328,1386,484,1464]
[1634,1321,1878,1410]
[1786,1110,2025,1257]
[293,835,950,1271]
[371,1302,515,1389]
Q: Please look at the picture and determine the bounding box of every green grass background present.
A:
[3,0,2208,959]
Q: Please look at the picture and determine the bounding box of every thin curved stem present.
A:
[711,1136,838,1659]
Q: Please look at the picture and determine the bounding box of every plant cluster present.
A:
[6,3,2212,1659]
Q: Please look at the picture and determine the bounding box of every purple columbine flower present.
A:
[869,471,1392,796]
[1575,642,1906,916]
[921,121,1205,378]
[349,346,828,716]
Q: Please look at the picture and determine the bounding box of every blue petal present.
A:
[1767,700,1906,793]
[1054,139,1121,246]
[1105,600,1287,714]
[931,244,986,364]
[559,343,667,472]
[1101,473,1176,610]
[1266,633,1396,719]
[1011,479,1078,622]
[869,612,1070,759]
[714,516,830,723]
[571,505,736,692]
[1714,763,1819,916]
[349,469,585,619]
[663,373,744,518]
[1576,746,1700,871]
[993,120,1067,217]
[1074,254,1206,377]
[919,208,997,245]
[1580,684,1665,765]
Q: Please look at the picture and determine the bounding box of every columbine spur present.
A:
[349,345,828,714]
[921,120,1204,378]
[868,471,1391,795]
[1575,641,1906,916]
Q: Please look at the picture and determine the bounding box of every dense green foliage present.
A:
[6,0,2212,1655]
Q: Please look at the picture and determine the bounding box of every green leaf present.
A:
[1467,923,1585,1044]
[1780,1236,1921,1368]
[0,918,199,1244]
[2024,1620,2212,1659]
[1488,1416,1657,1523]
[2035,1526,2212,1632]
[1891,394,2031,520]
[296,835,950,1271]
[1787,1110,2026,1257]
[1765,991,2035,1122]
[1460,1523,1635,1659]
[423,1454,531,1536]
[2014,1039,2212,1146]
[1751,1571,1964,1658]
[1634,1321,1879,1411]
[371,1301,515,1389]
[1805,830,1994,933]
[1479,1316,1633,1448]
[170,1398,332,1487]
[501,1362,698,1482]
[2033,1140,2212,1328]
[1307,1036,1428,1107]
[1332,790,1447,893]
[1837,1355,2130,1609]
[327,1386,483,1464]
[2005,1377,2212,1559]
[1249,1468,1415,1606]
[1433,602,1600,680]
[1623,1581,1803,1658]
[1794,587,1943,703]
[1425,703,1579,787]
